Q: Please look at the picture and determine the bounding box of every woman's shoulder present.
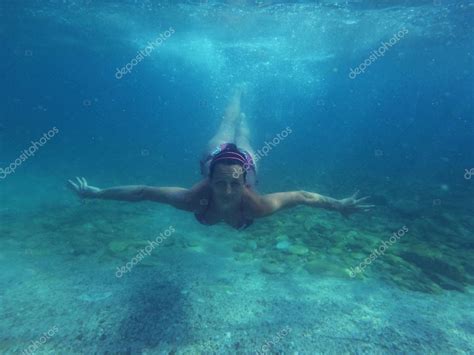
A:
[242,187,263,218]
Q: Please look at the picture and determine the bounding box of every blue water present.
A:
[1,1,473,354]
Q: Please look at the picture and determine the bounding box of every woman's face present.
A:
[210,163,245,208]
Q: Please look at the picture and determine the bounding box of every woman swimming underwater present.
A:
[68,85,374,230]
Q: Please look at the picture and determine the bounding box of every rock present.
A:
[276,234,289,242]
[234,252,253,261]
[346,230,359,240]
[139,258,161,267]
[248,241,258,250]
[261,262,285,274]
[304,259,345,277]
[77,292,113,302]
[187,240,199,247]
[276,240,291,251]
[287,245,309,256]
[108,241,128,253]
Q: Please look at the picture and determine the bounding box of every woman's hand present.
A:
[337,190,374,217]
[67,177,101,198]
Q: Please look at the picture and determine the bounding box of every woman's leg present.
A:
[205,87,244,152]
[235,112,258,172]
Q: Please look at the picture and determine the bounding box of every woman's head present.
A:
[209,144,247,207]
[209,143,248,180]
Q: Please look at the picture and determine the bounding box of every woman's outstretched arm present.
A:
[251,190,374,218]
[67,177,197,211]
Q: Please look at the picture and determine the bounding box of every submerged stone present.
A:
[276,234,289,242]
[276,240,291,251]
[234,252,253,261]
[261,262,285,274]
[247,240,258,250]
[288,245,309,256]
[304,258,345,277]
[77,292,113,302]
[139,258,161,267]
[108,241,128,253]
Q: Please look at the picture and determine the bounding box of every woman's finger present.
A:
[67,179,79,190]
[358,204,375,209]
[76,176,83,189]
[356,196,370,203]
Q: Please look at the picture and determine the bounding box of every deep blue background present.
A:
[1,0,473,206]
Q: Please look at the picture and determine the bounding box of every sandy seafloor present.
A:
[1,179,473,355]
